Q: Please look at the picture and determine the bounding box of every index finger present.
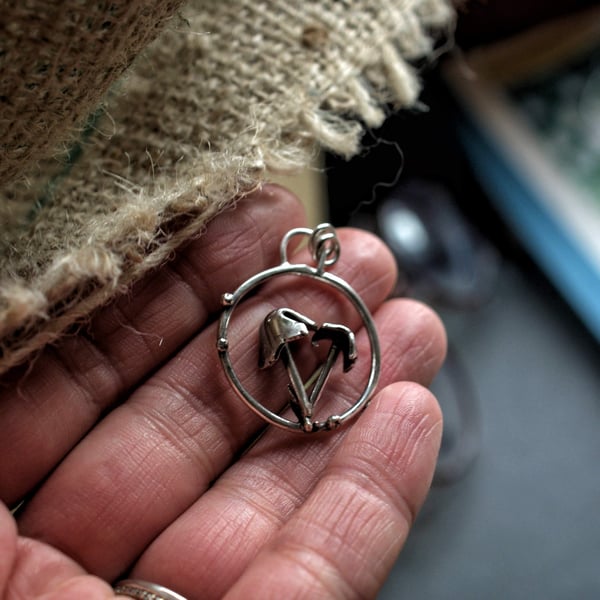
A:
[0,185,305,505]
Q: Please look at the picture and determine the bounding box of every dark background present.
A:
[325,2,600,597]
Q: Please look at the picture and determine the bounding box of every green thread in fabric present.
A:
[26,109,103,224]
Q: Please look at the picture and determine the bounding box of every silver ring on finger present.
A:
[114,579,188,600]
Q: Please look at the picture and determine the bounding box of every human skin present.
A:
[0,185,446,599]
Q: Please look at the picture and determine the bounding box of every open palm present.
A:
[0,186,446,599]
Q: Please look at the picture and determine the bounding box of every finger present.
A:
[0,185,305,505]
[127,298,446,599]
[224,382,442,600]
[0,503,17,595]
[17,229,400,579]
[0,502,116,600]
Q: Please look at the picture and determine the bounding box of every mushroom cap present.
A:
[312,323,357,372]
[258,308,317,369]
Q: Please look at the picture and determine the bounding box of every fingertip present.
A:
[202,182,307,248]
[0,502,18,590]
[404,298,448,372]
[242,183,306,220]
[348,226,398,267]
[377,297,448,387]
[356,381,443,522]
[373,380,444,450]
[337,227,399,301]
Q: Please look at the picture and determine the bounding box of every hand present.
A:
[0,185,446,599]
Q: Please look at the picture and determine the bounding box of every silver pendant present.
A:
[217,223,380,433]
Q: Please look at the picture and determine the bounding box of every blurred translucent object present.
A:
[375,178,501,309]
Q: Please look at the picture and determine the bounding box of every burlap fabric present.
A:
[0,0,453,374]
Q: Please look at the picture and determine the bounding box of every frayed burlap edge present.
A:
[0,0,455,375]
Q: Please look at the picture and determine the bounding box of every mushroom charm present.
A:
[258,308,357,432]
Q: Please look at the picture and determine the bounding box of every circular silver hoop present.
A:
[217,225,381,433]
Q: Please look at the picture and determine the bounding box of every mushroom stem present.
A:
[281,345,313,426]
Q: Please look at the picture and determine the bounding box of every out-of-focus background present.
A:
[278,1,600,597]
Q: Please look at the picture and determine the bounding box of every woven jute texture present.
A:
[0,0,453,374]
